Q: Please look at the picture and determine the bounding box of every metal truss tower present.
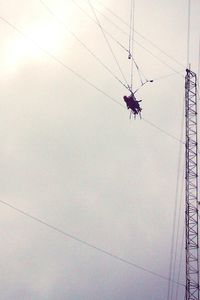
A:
[185,68,199,300]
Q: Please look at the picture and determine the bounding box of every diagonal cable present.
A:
[39,0,128,90]
[167,102,184,300]
[0,198,185,287]
[70,0,183,76]
[0,14,186,147]
[87,0,129,88]
[91,0,185,68]
[175,188,185,300]
[170,106,184,300]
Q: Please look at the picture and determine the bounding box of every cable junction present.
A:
[39,0,129,91]
[87,0,185,68]
[0,14,187,146]
[87,0,129,88]
[69,0,184,76]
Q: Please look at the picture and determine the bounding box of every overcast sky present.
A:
[0,0,200,299]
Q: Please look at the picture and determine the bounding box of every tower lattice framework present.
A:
[185,68,199,300]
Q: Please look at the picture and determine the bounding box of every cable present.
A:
[0,15,186,147]
[130,0,135,91]
[142,118,185,145]
[187,0,191,67]
[67,0,131,55]
[132,56,147,84]
[0,16,188,289]
[70,0,184,76]
[40,0,151,90]
[70,0,152,85]
[39,0,128,91]
[170,139,184,300]
[175,229,185,300]
[87,0,149,93]
[167,103,184,300]
[128,0,133,58]
[88,0,152,94]
[174,177,184,300]
[91,3,183,76]
[0,198,185,287]
[153,72,182,82]
[87,0,129,87]
[131,40,184,78]
[91,0,185,68]
[0,15,124,109]
[85,0,184,80]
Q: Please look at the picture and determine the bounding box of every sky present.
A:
[0,0,200,299]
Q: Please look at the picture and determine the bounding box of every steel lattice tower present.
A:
[185,68,199,300]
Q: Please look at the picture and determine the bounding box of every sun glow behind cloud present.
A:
[2,19,69,75]
[0,0,100,77]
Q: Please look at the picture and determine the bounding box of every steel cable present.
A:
[39,0,128,91]
[0,199,185,287]
[91,0,185,68]
[0,15,185,148]
[87,0,129,88]
[69,0,184,76]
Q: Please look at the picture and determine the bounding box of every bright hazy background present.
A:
[0,0,199,299]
